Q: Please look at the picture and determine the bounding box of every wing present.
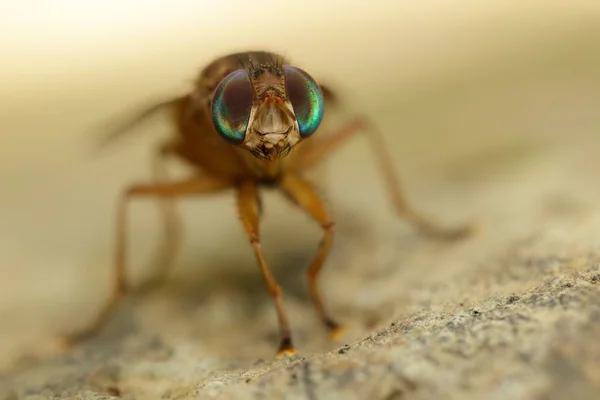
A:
[90,96,182,153]
[319,83,340,109]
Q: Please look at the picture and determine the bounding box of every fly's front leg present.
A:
[278,173,343,339]
[57,175,233,348]
[291,117,476,240]
[236,180,295,358]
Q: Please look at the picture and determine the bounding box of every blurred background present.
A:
[2,1,600,373]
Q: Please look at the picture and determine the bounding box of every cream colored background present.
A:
[2,1,600,370]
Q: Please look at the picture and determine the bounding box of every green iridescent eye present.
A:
[211,69,254,144]
[283,66,324,138]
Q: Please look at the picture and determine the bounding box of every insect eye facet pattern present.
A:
[211,69,254,145]
[60,50,474,358]
[282,65,325,138]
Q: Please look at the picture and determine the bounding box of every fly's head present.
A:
[210,57,324,160]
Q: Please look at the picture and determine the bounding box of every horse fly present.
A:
[58,50,474,358]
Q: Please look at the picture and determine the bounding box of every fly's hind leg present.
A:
[57,174,234,348]
[291,117,476,240]
[136,141,183,293]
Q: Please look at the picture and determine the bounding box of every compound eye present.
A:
[211,69,254,144]
[283,66,324,138]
